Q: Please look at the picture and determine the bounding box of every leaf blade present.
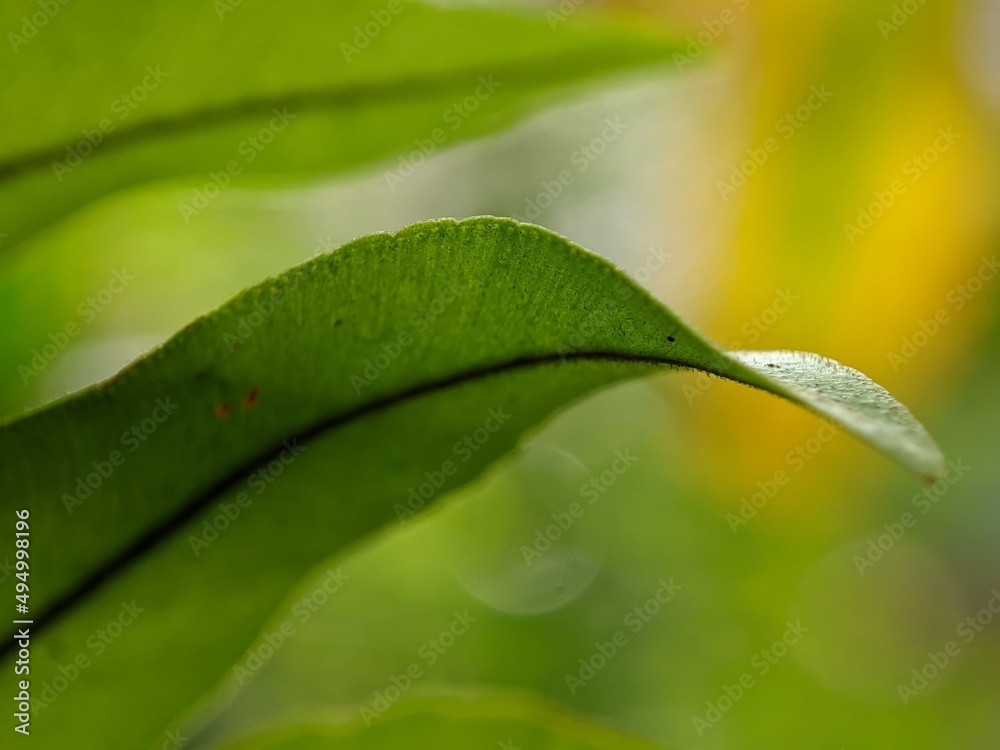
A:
[0,0,681,254]
[0,218,943,747]
[215,688,673,750]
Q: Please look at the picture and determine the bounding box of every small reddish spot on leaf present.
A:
[214,402,231,419]
[244,386,260,407]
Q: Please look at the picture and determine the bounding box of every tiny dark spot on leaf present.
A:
[334,319,343,327]
[244,386,260,407]
[214,402,231,419]
[766,363,780,369]
[667,336,676,343]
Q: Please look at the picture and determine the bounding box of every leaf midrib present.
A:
[0,348,694,657]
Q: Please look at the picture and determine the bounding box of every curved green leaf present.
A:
[0,0,680,255]
[214,689,672,750]
[0,218,942,747]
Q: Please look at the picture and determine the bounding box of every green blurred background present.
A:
[2,0,999,747]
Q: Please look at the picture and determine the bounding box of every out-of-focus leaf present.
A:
[0,0,681,255]
[0,218,942,747]
[215,689,671,750]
